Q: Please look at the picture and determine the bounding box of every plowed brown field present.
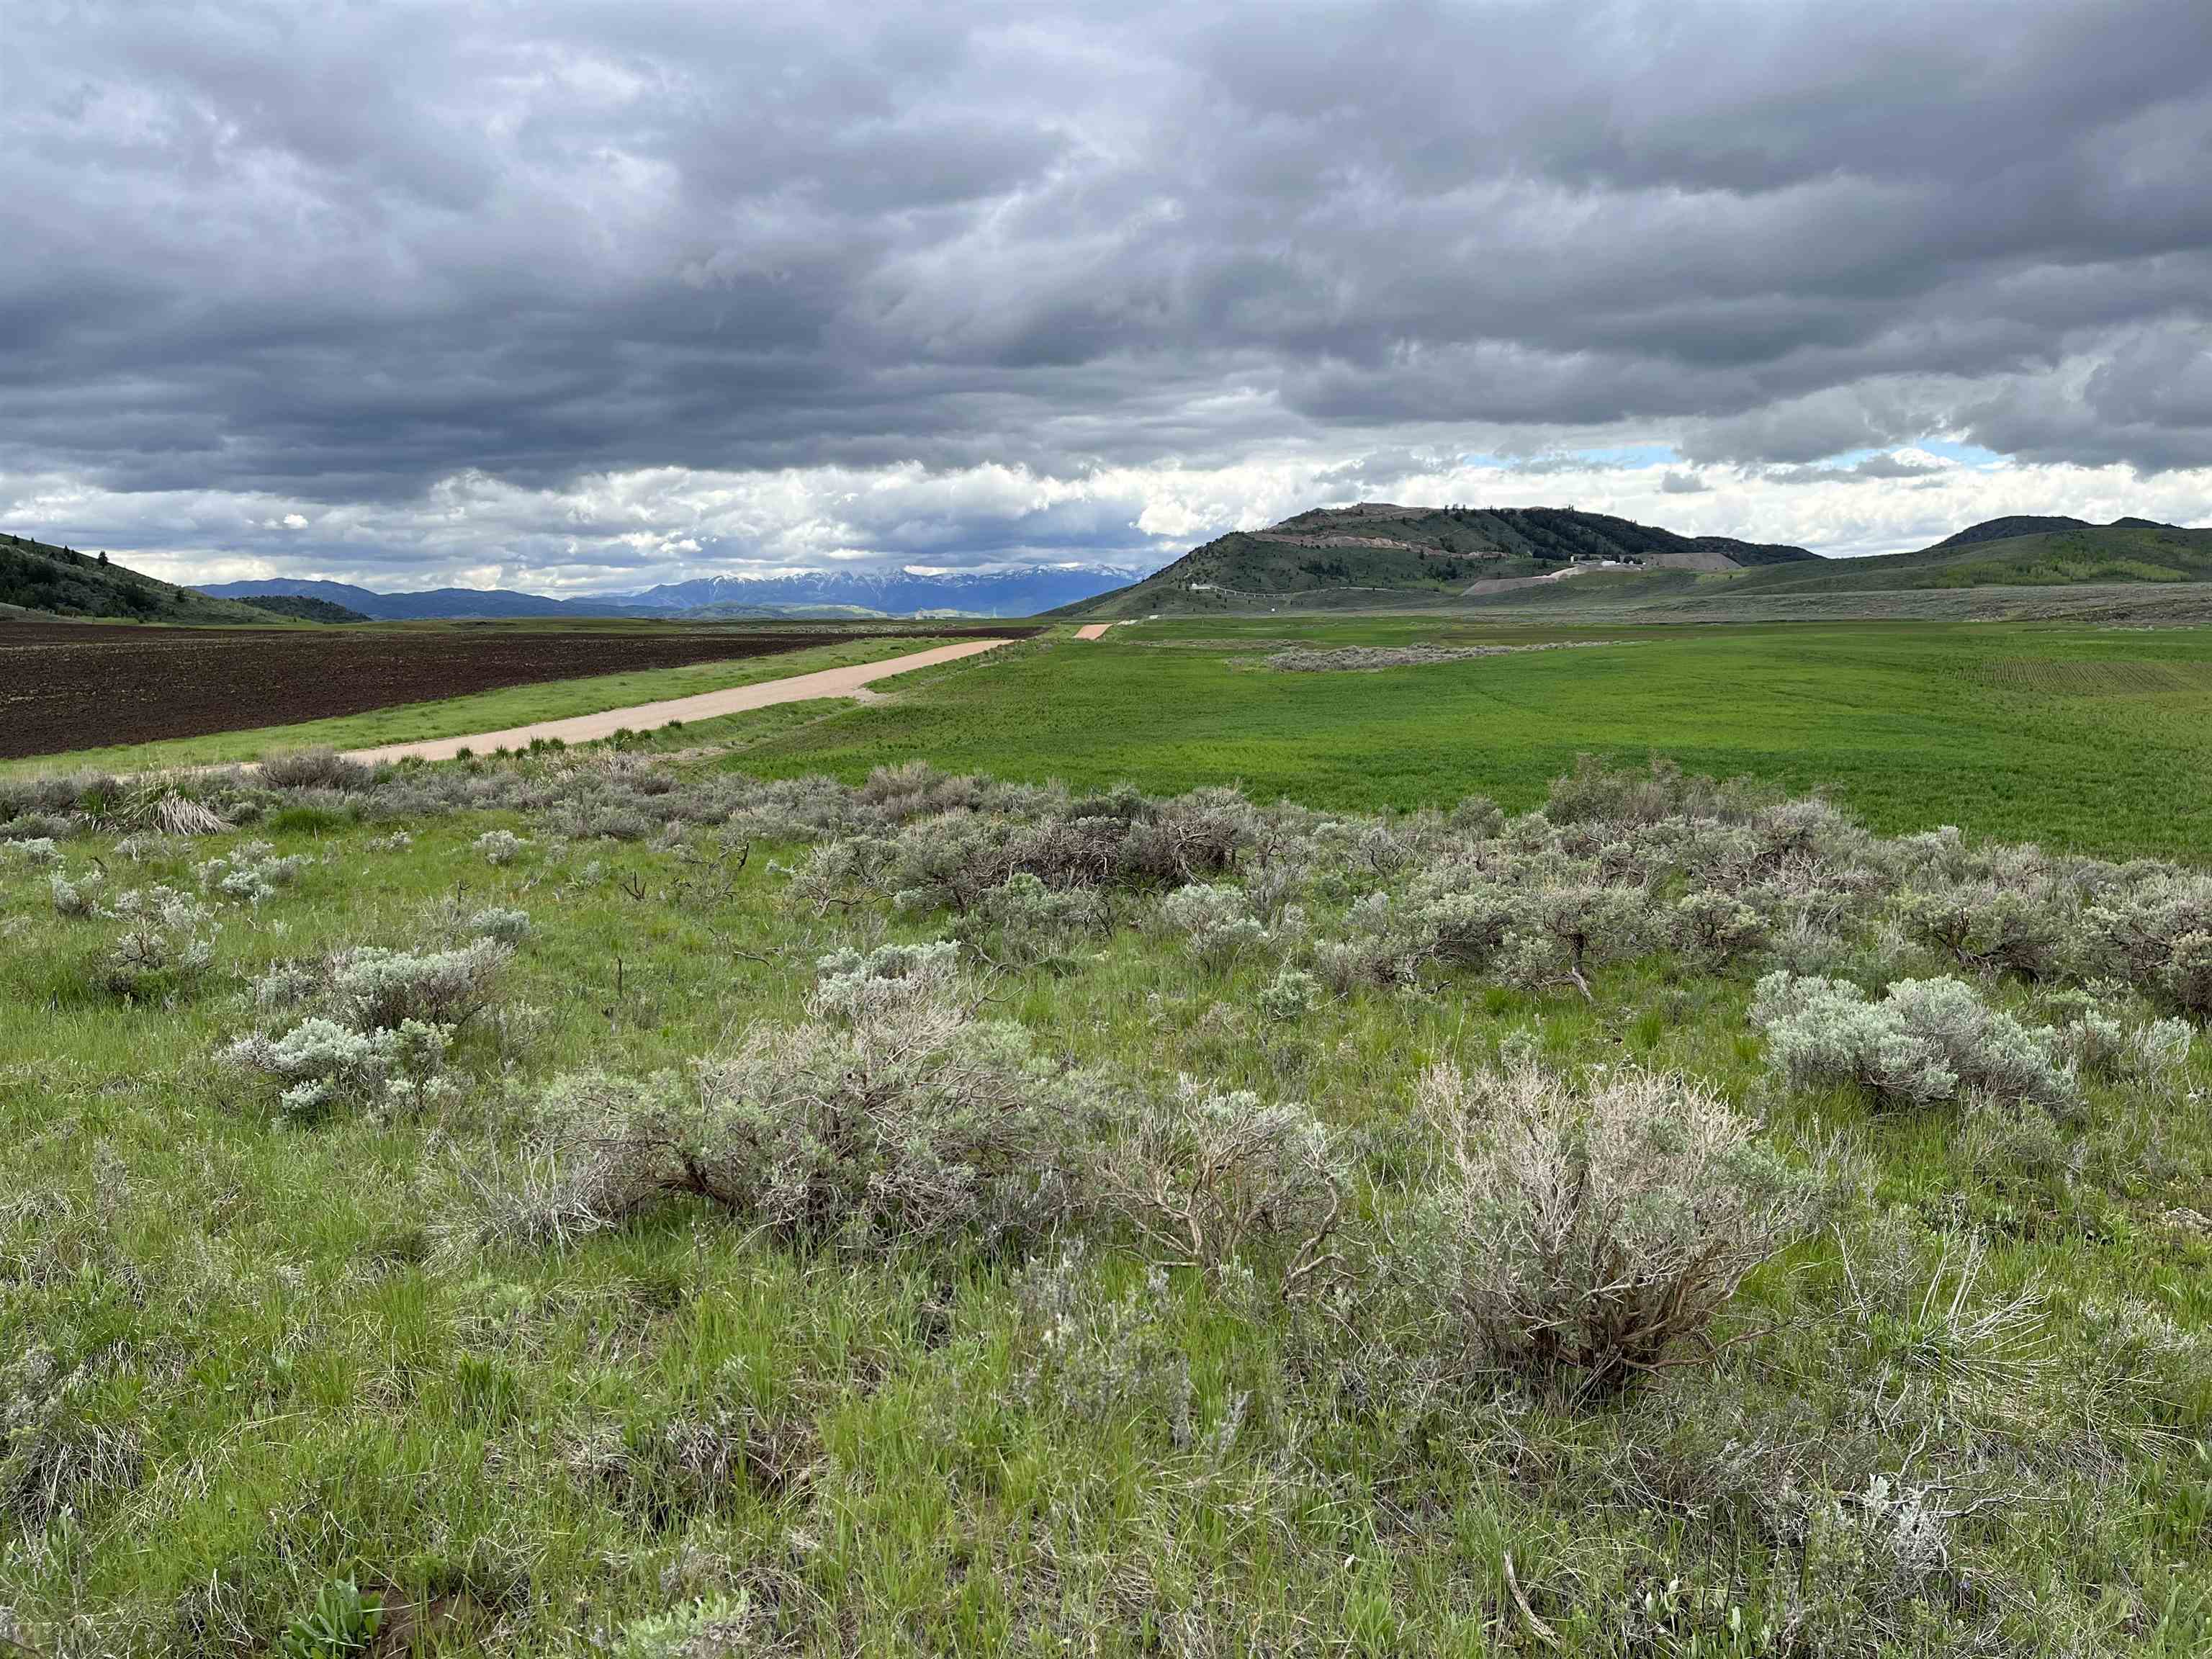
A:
[0,621,1031,758]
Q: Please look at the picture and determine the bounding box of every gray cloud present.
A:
[2,0,2209,584]
[1760,451,1947,486]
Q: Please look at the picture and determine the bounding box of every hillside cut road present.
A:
[338,637,1012,764]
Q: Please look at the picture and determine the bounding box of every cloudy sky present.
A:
[5,0,2210,594]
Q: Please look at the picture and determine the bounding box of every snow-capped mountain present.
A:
[200,563,1142,620]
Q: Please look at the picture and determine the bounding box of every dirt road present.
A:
[338,637,1011,764]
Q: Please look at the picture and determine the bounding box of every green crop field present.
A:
[719,617,2212,863]
[4,612,2211,1656]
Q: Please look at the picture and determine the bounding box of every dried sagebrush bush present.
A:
[1013,1240,1200,1441]
[1,1346,143,1533]
[119,780,229,837]
[1094,1080,1344,1295]
[257,748,375,792]
[477,956,1090,1254]
[1751,972,2079,1112]
[1401,1058,1822,1399]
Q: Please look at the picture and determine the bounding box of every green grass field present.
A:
[4,611,2212,1655]
[1,634,959,778]
[721,617,2212,862]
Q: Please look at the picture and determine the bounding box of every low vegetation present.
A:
[2,739,2209,1654]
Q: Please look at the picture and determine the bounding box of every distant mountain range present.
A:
[8,507,2200,631]
[199,565,1143,621]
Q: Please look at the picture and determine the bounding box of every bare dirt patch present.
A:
[0,620,1032,758]
[1263,642,1629,672]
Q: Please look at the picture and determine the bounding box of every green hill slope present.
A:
[1931,513,2177,550]
[1061,503,1816,617]
[235,593,370,623]
[0,531,280,624]
[1719,523,2212,596]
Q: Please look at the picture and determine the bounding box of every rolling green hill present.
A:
[1442,522,2212,625]
[1065,511,2210,621]
[1719,522,2212,596]
[235,593,370,624]
[1931,513,2175,550]
[0,531,280,624]
[1060,503,1816,617]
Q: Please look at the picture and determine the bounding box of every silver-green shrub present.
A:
[810,939,961,1021]
[49,867,101,916]
[1751,972,2079,1111]
[1495,880,1654,997]
[1158,882,1270,970]
[195,840,309,907]
[1014,1241,1197,1438]
[473,829,527,866]
[467,906,533,946]
[323,940,511,1030]
[100,886,220,997]
[2085,871,2212,1017]
[227,1016,399,1120]
[956,872,1110,966]
[1256,966,1321,1024]
[607,1592,768,1659]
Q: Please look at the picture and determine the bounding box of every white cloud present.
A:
[16,448,2204,595]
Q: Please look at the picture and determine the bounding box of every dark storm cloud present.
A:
[3,0,2210,573]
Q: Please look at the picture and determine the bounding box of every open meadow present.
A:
[721,618,2212,864]
[3,616,2211,1656]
